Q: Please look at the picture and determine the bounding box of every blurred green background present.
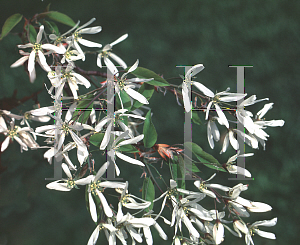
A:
[0,0,299,244]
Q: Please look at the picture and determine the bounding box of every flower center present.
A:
[33,43,42,53]
[8,126,18,139]
[90,180,102,195]
[73,32,82,41]
[100,50,111,58]
[67,179,76,189]
[61,123,70,135]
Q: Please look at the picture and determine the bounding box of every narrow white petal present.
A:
[11,56,29,68]
[213,222,224,244]
[256,103,274,119]
[205,101,213,120]
[128,59,139,73]
[247,202,272,212]
[1,136,10,152]
[41,44,65,54]
[185,64,204,80]
[116,134,144,147]
[96,54,102,68]
[143,227,153,245]
[182,211,200,238]
[229,130,239,150]
[207,121,214,149]
[109,53,127,69]
[130,218,155,228]
[215,104,229,128]
[71,72,91,88]
[62,163,72,178]
[100,122,112,150]
[153,222,167,240]
[94,161,109,181]
[69,130,85,149]
[37,50,50,72]
[28,51,36,73]
[97,190,113,217]
[182,82,191,112]
[192,82,214,97]
[104,57,118,76]
[99,181,125,189]
[87,226,100,245]
[110,34,128,46]
[125,87,149,104]
[75,175,95,185]
[251,218,277,227]
[211,120,220,141]
[220,93,246,102]
[116,151,144,166]
[254,230,276,239]
[46,180,70,191]
[77,38,102,48]
[89,192,98,222]
[79,26,102,34]
[95,117,110,132]
[36,25,44,43]
[35,125,56,133]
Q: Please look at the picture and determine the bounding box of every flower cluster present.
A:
[0,12,284,245]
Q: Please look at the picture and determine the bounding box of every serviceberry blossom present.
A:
[46,163,94,191]
[97,33,128,75]
[66,18,102,60]
[115,60,153,107]
[11,25,64,82]
[0,118,34,152]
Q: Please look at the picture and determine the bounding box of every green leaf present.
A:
[117,144,139,153]
[72,95,94,124]
[143,109,157,148]
[45,11,76,27]
[142,177,155,211]
[131,83,154,111]
[89,133,104,147]
[192,110,202,125]
[116,90,131,111]
[127,67,170,86]
[184,142,226,172]
[43,20,59,35]
[0,13,23,40]
[25,24,37,43]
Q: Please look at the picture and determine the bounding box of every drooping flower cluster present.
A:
[0,12,284,245]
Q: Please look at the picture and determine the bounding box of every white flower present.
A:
[115,60,153,107]
[0,119,31,152]
[66,18,102,61]
[207,117,220,149]
[97,33,128,75]
[108,131,145,175]
[118,181,151,210]
[191,83,246,128]
[235,95,269,134]
[252,103,285,150]
[46,163,94,191]
[35,102,88,152]
[48,64,91,100]
[11,25,64,83]
[245,218,277,245]
[225,151,253,177]
[194,173,230,198]
[181,64,205,113]
[87,220,117,245]
[94,109,145,150]
[87,161,126,221]
[219,129,239,153]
